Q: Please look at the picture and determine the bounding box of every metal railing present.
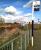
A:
[0,30,32,50]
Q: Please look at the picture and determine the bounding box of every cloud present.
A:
[16,11,22,15]
[24,13,35,20]
[23,1,32,8]
[4,6,23,15]
[0,5,24,23]
[0,5,35,23]
[24,13,32,17]
[0,15,16,23]
[5,6,16,14]
[0,13,33,23]
[23,13,35,22]
[24,13,32,22]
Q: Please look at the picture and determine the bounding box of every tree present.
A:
[0,16,5,23]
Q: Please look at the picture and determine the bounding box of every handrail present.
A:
[0,35,22,48]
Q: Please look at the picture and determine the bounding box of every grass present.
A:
[0,23,41,50]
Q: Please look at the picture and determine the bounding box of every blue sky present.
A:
[0,0,31,13]
[0,0,41,22]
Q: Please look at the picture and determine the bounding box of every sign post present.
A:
[32,0,40,47]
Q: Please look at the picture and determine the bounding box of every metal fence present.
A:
[0,29,32,50]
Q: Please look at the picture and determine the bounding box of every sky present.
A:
[0,0,41,23]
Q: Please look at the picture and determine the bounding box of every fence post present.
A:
[2,48,3,50]
[29,22,31,46]
[25,33,26,50]
[7,45,8,50]
[21,35,22,50]
[11,42,13,50]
